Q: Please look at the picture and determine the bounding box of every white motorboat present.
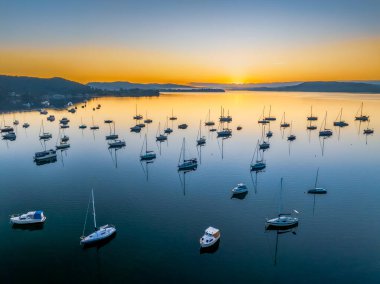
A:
[108,139,126,148]
[10,210,46,225]
[140,134,156,160]
[355,102,369,121]
[80,190,116,246]
[232,183,248,195]
[266,178,299,229]
[200,227,220,248]
[308,168,327,194]
[34,149,57,162]
[13,119,19,125]
[178,138,197,171]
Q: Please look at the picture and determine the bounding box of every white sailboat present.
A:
[164,117,173,134]
[140,134,156,160]
[80,190,116,246]
[363,121,374,135]
[39,120,52,140]
[156,122,167,141]
[287,121,296,141]
[266,178,299,228]
[178,138,197,171]
[106,122,119,140]
[308,168,327,194]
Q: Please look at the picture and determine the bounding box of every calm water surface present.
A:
[1,91,380,283]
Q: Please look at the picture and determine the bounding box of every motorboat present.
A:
[40,109,48,115]
[80,190,116,246]
[2,131,16,140]
[104,119,113,124]
[140,134,156,160]
[130,125,141,132]
[364,128,374,134]
[47,115,55,122]
[308,168,327,194]
[237,126,242,130]
[178,138,197,171]
[61,135,69,142]
[178,123,188,129]
[307,106,318,121]
[200,227,220,248]
[232,183,248,195]
[355,102,369,121]
[108,139,126,148]
[34,149,57,162]
[22,122,30,128]
[60,117,70,124]
[10,210,46,225]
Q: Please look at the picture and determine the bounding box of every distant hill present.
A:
[246,81,380,93]
[0,75,91,96]
[88,81,193,91]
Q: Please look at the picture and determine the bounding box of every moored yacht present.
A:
[10,210,46,225]
[308,168,327,194]
[307,106,318,121]
[34,149,57,162]
[47,115,55,122]
[2,131,16,140]
[319,111,333,137]
[251,141,266,171]
[140,134,156,160]
[200,227,220,248]
[178,138,197,171]
[355,102,369,121]
[232,183,248,195]
[108,139,126,148]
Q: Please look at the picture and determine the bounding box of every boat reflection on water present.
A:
[108,147,124,168]
[266,227,297,266]
[12,222,45,231]
[140,160,154,181]
[178,168,196,196]
[199,239,220,254]
[231,191,248,200]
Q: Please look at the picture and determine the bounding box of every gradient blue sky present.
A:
[1,0,379,83]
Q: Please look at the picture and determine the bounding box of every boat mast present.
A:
[279,178,284,215]
[315,168,319,188]
[92,189,97,229]
[145,133,148,154]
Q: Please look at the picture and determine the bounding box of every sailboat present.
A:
[144,111,153,124]
[39,120,52,140]
[1,115,14,133]
[106,122,119,140]
[204,109,215,126]
[13,113,19,125]
[266,178,299,229]
[363,121,374,135]
[169,109,177,120]
[164,117,173,134]
[319,111,333,137]
[250,140,266,171]
[355,102,369,121]
[308,168,327,194]
[156,122,167,141]
[258,106,269,124]
[90,116,99,130]
[280,112,290,128]
[287,121,296,141]
[80,189,116,246]
[133,105,143,120]
[219,107,232,122]
[306,121,317,130]
[266,123,273,138]
[333,108,349,127]
[265,105,276,121]
[140,134,156,160]
[307,106,318,121]
[196,121,206,145]
[79,117,87,129]
[259,126,270,149]
[178,138,197,171]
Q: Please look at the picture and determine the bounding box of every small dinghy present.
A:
[10,210,46,225]
[232,183,248,195]
[81,190,116,246]
[200,227,220,248]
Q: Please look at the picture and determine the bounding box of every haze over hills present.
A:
[88,81,193,90]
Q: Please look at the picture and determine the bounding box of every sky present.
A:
[0,0,379,84]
